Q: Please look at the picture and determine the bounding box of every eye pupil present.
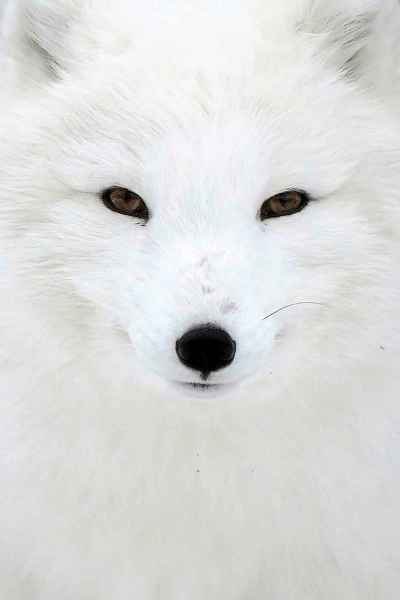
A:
[101,187,150,222]
[260,190,309,221]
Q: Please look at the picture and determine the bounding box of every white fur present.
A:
[1,1,400,597]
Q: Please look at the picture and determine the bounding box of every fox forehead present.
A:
[40,68,368,210]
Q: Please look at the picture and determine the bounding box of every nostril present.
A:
[176,325,236,377]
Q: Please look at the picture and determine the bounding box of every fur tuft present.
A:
[297,0,380,76]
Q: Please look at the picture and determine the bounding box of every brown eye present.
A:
[101,187,150,222]
[259,190,309,221]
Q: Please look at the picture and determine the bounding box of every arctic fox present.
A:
[0,0,400,598]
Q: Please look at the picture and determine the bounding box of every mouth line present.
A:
[173,381,234,396]
[181,382,223,390]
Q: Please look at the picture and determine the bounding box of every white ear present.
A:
[1,0,81,93]
[298,0,383,77]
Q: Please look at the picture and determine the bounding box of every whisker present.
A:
[263,302,327,321]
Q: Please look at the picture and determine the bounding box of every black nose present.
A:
[176,325,236,378]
